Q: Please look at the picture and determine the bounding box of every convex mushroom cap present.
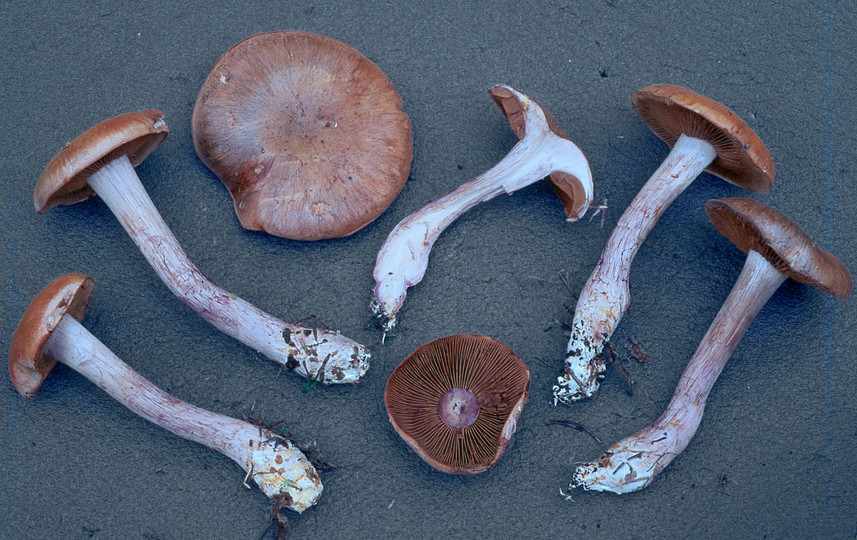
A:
[570,199,851,494]
[384,334,530,474]
[632,84,774,193]
[9,274,322,513]
[34,110,168,212]
[706,197,852,297]
[192,31,413,241]
[555,84,776,406]
[32,110,370,385]
[9,273,95,396]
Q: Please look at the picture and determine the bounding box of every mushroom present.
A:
[555,84,775,405]
[34,110,369,384]
[384,334,530,474]
[372,85,593,334]
[570,198,851,494]
[192,31,413,241]
[9,273,322,513]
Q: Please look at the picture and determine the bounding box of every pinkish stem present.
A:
[571,249,786,493]
[371,86,592,335]
[86,155,369,384]
[555,134,717,404]
[43,314,322,512]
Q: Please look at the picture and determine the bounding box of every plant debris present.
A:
[604,341,634,396]
[628,336,649,365]
[546,419,601,444]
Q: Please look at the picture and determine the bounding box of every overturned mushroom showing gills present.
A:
[34,111,369,384]
[192,31,413,241]
[555,84,775,405]
[571,198,851,494]
[372,85,593,334]
[9,274,322,513]
[385,334,530,474]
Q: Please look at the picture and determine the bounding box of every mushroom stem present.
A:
[372,87,592,334]
[42,313,322,512]
[86,155,369,384]
[571,249,785,493]
[554,134,716,404]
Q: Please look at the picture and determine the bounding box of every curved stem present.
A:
[43,314,322,512]
[554,134,717,404]
[86,156,369,384]
[372,89,592,334]
[571,249,786,493]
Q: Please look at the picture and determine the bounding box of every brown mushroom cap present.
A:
[34,110,169,213]
[384,334,530,474]
[9,274,96,397]
[631,84,774,193]
[706,198,852,298]
[488,85,588,219]
[191,31,413,241]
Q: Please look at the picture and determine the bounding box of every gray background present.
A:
[2,1,855,538]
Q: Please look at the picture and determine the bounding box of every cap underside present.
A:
[9,274,96,396]
[706,198,851,298]
[489,86,589,219]
[385,334,529,474]
[35,110,168,212]
[632,85,774,193]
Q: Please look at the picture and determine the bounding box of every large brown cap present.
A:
[632,84,774,193]
[384,334,530,474]
[9,274,96,397]
[192,31,413,241]
[34,110,169,213]
[488,85,589,219]
[706,198,852,298]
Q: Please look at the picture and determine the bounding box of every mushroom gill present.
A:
[385,334,530,474]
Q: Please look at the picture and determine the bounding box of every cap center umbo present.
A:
[438,388,479,429]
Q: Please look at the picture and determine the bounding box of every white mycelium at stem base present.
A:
[43,314,322,512]
[87,155,369,384]
[372,86,592,334]
[571,249,785,493]
[554,134,717,405]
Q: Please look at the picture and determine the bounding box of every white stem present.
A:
[554,134,717,404]
[86,156,369,384]
[43,315,322,512]
[571,250,786,493]
[372,87,592,333]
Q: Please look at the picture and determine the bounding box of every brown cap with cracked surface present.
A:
[706,197,852,298]
[9,274,96,397]
[632,84,774,193]
[192,31,413,241]
[34,110,169,213]
[384,334,530,474]
[489,85,589,220]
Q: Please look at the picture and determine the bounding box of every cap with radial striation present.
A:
[385,334,530,474]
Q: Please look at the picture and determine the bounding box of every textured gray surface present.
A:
[2,1,856,538]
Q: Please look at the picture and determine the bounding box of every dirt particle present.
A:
[286,355,299,370]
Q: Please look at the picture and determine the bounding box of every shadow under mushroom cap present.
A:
[384,334,530,475]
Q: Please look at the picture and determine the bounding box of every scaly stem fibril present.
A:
[43,314,322,512]
[571,249,786,493]
[87,155,369,384]
[554,134,717,404]
[372,86,592,335]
